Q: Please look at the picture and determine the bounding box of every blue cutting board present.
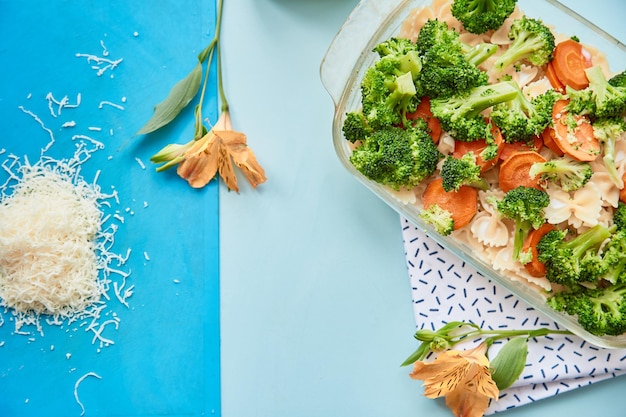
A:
[0,1,220,416]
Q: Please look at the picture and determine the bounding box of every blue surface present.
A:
[3,1,626,417]
[218,1,626,417]
[0,1,220,416]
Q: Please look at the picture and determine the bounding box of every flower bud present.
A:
[414,329,437,341]
[430,336,451,352]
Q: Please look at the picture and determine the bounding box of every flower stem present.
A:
[407,321,573,363]
[215,0,228,112]
[198,39,217,101]
[445,326,572,350]
[195,39,217,138]
[194,0,226,137]
[464,328,572,348]
[464,328,571,339]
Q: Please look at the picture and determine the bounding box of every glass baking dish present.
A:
[321,0,626,348]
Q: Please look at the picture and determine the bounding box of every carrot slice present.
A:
[498,135,543,161]
[498,150,546,193]
[453,124,504,172]
[422,178,477,230]
[545,61,566,93]
[621,172,626,203]
[551,99,600,162]
[522,223,555,277]
[406,97,442,143]
[551,39,593,90]
[540,126,564,157]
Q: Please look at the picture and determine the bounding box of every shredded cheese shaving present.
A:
[74,372,102,416]
[0,162,102,317]
[1,105,133,346]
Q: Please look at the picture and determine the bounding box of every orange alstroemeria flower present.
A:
[174,110,266,192]
[409,343,499,417]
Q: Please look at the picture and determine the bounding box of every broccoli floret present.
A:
[568,65,626,119]
[440,153,489,192]
[587,66,626,118]
[415,19,491,99]
[480,123,502,162]
[430,81,519,141]
[349,125,440,190]
[609,70,626,88]
[593,116,626,188]
[555,225,626,286]
[417,23,497,70]
[374,37,418,58]
[492,16,555,72]
[451,0,518,34]
[528,156,592,192]
[414,19,465,56]
[342,111,372,143]
[547,215,626,335]
[537,224,615,287]
[373,37,424,77]
[419,203,455,236]
[361,67,420,129]
[490,82,560,142]
[359,67,397,128]
[565,86,597,116]
[565,86,595,115]
[358,38,423,129]
[548,284,626,336]
[496,186,550,261]
[614,202,626,231]
[579,249,611,284]
[462,42,500,67]
[546,288,580,314]
[597,229,626,285]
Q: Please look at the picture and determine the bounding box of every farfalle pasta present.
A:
[470,190,509,247]
[544,183,604,229]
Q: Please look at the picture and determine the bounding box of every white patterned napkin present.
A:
[401,218,626,413]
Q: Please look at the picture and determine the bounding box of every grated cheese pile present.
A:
[0,160,104,318]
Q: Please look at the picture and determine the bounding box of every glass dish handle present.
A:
[320,0,404,105]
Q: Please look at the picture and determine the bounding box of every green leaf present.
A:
[137,61,203,135]
[490,337,528,390]
[438,321,476,334]
[400,341,431,367]
[197,41,215,63]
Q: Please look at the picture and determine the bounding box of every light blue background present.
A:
[219,1,626,416]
